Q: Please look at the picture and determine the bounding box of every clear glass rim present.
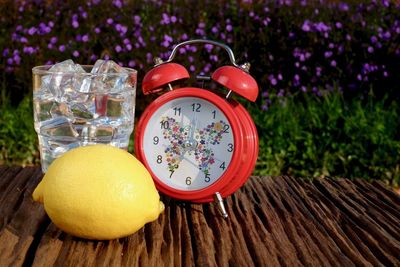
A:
[32,64,137,76]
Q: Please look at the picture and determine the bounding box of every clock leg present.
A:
[214,192,228,218]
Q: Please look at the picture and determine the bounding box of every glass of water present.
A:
[32,59,137,172]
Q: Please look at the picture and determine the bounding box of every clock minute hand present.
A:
[189,112,199,150]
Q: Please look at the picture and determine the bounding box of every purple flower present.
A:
[7,58,13,64]
[278,73,283,80]
[382,0,389,7]
[58,45,66,52]
[209,55,218,62]
[370,36,377,43]
[28,27,37,35]
[205,44,213,52]
[181,33,188,40]
[161,13,170,25]
[330,60,337,67]
[171,16,177,23]
[315,22,330,32]
[133,15,141,25]
[50,37,57,44]
[23,46,35,54]
[2,48,9,57]
[107,18,114,25]
[115,45,122,52]
[263,18,271,26]
[226,24,233,32]
[72,20,79,28]
[301,86,307,92]
[13,54,21,64]
[128,60,135,67]
[81,11,88,19]
[198,22,206,29]
[367,46,374,53]
[82,34,89,42]
[302,20,311,32]
[316,67,322,76]
[335,22,342,29]
[294,74,300,81]
[113,0,122,8]
[211,26,218,34]
[383,31,391,39]
[383,71,388,77]
[73,51,79,57]
[357,74,362,81]
[94,27,101,34]
[179,47,186,54]
[189,65,196,72]
[20,37,28,43]
[195,28,205,36]
[277,89,284,97]
[339,3,349,11]
[268,75,277,85]
[324,51,333,58]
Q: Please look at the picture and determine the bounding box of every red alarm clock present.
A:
[134,40,258,217]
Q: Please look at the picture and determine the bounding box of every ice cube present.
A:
[48,140,81,158]
[91,60,130,92]
[34,100,54,121]
[70,103,95,120]
[50,102,72,118]
[106,97,124,117]
[42,60,87,101]
[49,59,79,72]
[91,59,127,74]
[89,125,115,142]
[40,117,79,138]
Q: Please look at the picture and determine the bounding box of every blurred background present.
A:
[1,0,399,186]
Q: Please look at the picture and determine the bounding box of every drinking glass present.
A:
[32,60,137,172]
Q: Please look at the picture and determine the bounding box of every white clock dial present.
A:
[143,97,234,191]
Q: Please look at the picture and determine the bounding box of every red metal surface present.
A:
[142,63,190,95]
[211,66,259,102]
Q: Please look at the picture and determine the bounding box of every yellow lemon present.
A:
[32,144,164,240]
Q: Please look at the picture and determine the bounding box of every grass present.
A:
[251,90,400,186]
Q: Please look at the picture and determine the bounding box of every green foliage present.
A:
[252,91,400,186]
[0,96,39,166]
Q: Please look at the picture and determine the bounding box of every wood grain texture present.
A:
[0,166,399,267]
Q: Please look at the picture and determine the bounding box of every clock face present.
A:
[143,97,235,191]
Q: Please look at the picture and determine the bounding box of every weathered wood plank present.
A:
[0,166,399,267]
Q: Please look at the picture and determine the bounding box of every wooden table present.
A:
[1,166,399,266]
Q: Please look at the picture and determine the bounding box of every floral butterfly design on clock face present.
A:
[142,97,234,191]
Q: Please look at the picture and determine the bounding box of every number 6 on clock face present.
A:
[143,96,235,191]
